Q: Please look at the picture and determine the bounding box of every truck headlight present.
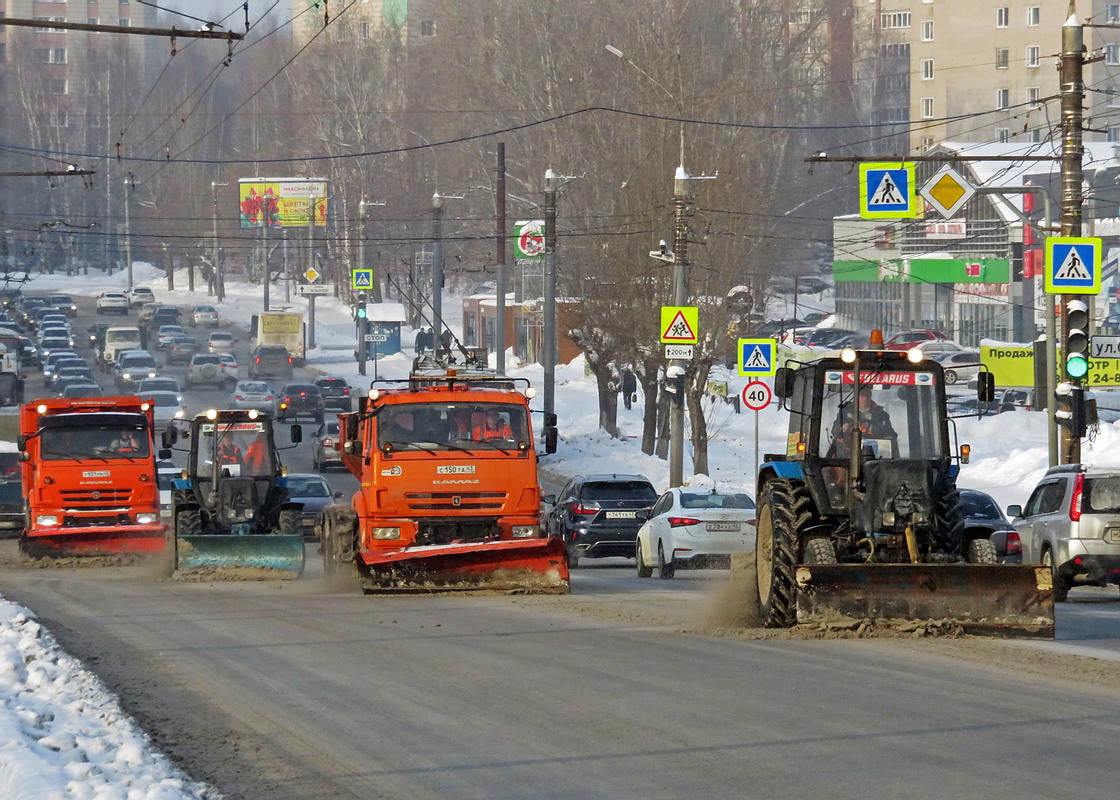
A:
[135,513,157,525]
[35,515,60,527]
[511,525,539,538]
[370,527,401,539]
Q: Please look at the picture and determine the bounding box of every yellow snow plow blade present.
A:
[173,534,306,580]
[794,564,1055,638]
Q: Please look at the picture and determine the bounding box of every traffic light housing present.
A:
[356,292,368,320]
[1055,382,1087,438]
[1064,299,1090,380]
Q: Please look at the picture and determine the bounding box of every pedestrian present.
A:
[414,328,427,354]
[621,368,637,411]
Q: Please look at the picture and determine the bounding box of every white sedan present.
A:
[635,487,757,579]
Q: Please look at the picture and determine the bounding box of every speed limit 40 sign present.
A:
[741,381,772,411]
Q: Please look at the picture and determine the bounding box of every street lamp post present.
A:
[543,170,558,427]
[123,177,133,291]
[211,181,228,302]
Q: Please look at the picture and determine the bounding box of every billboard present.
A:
[238,178,329,228]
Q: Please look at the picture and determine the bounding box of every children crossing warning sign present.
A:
[660,306,699,344]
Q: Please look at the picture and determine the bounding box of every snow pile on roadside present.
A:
[0,599,219,799]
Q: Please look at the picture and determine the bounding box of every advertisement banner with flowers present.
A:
[238,178,329,228]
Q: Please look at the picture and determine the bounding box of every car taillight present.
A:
[300,391,306,396]
[322,438,334,446]
[234,395,242,400]
[668,517,701,528]
[287,358,292,364]
[255,358,261,364]
[1069,473,1084,522]
[570,502,598,515]
[1005,531,1022,556]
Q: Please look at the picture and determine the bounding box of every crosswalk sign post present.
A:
[859,162,920,219]
[1044,236,1101,295]
[738,338,777,377]
[351,268,374,291]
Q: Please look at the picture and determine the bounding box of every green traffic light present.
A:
[1066,353,1089,379]
[356,308,367,320]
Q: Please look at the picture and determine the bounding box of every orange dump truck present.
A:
[319,366,567,592]
[18,397,164,557]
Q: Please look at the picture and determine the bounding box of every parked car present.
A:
[960,488,1021,564]
[912,339,968,356]
[284,473,342,541]
[185,353,233,389]
[313,377,352,412]
[166,336,202,365]
[155,324,186,349]
[311,420,342,470]
[883,329,950,350]
[934,351,982,385]
[276,383,325,423]
[1007,464,1120,601]
[113,349,160,391]
[777,326,818,345]
[48,294,78,317]
[127,286,156,307]
[543,474,658,567]
[188,305,220,328]
[247,344,293,380]
[230,380,277,415]
[207,331,236,354]
[96,291,130,315]
[633,486,756,579]
[803,328,858,349]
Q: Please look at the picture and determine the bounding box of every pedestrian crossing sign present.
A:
[738,338,777,377]
[859,162,920,219]
[660,306,699,344]
[1045,236,1101,295]
[351,268,374,290]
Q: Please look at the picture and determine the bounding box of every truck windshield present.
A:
[819,373,944,461]
[106,331,140,344]
[378,402,530,451]
[40,425,151,460]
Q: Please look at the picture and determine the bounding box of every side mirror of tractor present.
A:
[162,427,177,447]
[544,426,558,455]
[290,425,303,444]
[976,371,995,403]
[158,448,172,460]
[545,413,558,427]
[774,367,794,399]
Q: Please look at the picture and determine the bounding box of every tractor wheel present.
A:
[935,481,966,556]
[1042,548,1070,602]
[804,538,838,564]
[656,542,675,579]
[175,509,201,538]
[635,540,653,578]
[755,479,810,628]
[278,509,301,537]
[967,537,998,564]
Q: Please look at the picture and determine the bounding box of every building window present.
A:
[996,88,1010,109]
[359,21,370,39]
[88,18,100,31]
[1026,45,1040,68]
[880,43,910,59]
[119,18,130,27]
[920,20,934,41]
[1108,44,1120,66]
[996,7,1009,28]
[46,79,67,95]
[1030,128,1042,143]
[1109,4,1120,23]
[921,58,934,80]
[49,48,66,64]
[921,97,934,118]
[1110,86,1120,108]
[419,19,435,37]
[920,137,935,151]
[996,128,1010,143]
[996,48,1009,69]
[1027,87,1040,108]
[48,111,68,129]
[1109,126,1120,143]
[1027,6,1040,26]
[880,12,911,29]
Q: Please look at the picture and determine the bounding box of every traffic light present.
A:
[1055,382,1087,438]
[356,292,368,321]
[1064,298,1090,380]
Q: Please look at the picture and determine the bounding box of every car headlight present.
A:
[135,513,157,525]
[122,373,131,380]
[174,410,184,418]
[511,524,539,538]
[370,527,401,540]
[35,515,60,527]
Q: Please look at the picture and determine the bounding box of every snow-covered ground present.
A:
[1,262,1118,796]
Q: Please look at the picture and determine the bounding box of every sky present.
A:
[3,263,1120,795]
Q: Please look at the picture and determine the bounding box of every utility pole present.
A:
[431,192,445,346]
[668,167,690,489]
[211,181,227,302]
[123,177,133,292]
[261,223,270,313]
[496,142,508,375]
[283,229,290,303]
[1060,7,1085,465]
[543,170,559,429]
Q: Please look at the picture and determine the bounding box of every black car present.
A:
[543,474,658,567]
[248,345,293,380]
[147,307,182,331]
[960,488,1020,563]
[313,377,352,412]
[277,383,325,422]
[166,336,202,365]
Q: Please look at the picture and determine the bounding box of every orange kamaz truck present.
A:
[18,397,165,557]
[319,361,567,592]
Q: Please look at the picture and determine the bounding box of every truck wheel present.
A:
[967,538,997,564]
[1041,548,1070,602]
[635,540,653,578]
[935,482,966,555]
[656,542,675,579]
[755,479,805,628]
[804,538,838,564]
[278,509,301,537]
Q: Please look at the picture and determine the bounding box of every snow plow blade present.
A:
[173,534,305,580]
[795,564,1055,638]
[357,537,570,593]
[20,525,167,559]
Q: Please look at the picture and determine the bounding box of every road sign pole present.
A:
[372,328,379,381]
[1060,14,1085,464]
[358,316,367,377]
[308,295,316,351]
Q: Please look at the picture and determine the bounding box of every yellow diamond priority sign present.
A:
[304,267,320,283]
[919,165,975,220]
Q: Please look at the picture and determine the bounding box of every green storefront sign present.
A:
[834,258,1010,284]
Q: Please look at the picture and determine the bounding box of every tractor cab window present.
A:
[378,402,530,451]
[197,422,273,478]
[820,378,943,461]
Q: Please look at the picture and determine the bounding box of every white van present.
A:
[100,326,143,367]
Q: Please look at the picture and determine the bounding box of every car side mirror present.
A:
[542,493,556,506]
[333,491,343,499]
[1006,504,1022,519]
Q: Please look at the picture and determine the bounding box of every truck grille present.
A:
[62,514,130,528]
[405,491,506,512]
[415,517,501,545]
[60,489,133,507]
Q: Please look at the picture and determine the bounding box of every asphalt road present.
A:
[2,297,1119,799]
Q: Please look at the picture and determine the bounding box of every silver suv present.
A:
[1008,464,1120,601]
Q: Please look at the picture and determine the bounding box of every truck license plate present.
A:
[706,522,741,532]
[605,511,636,519]
[1107,528,1120,544]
